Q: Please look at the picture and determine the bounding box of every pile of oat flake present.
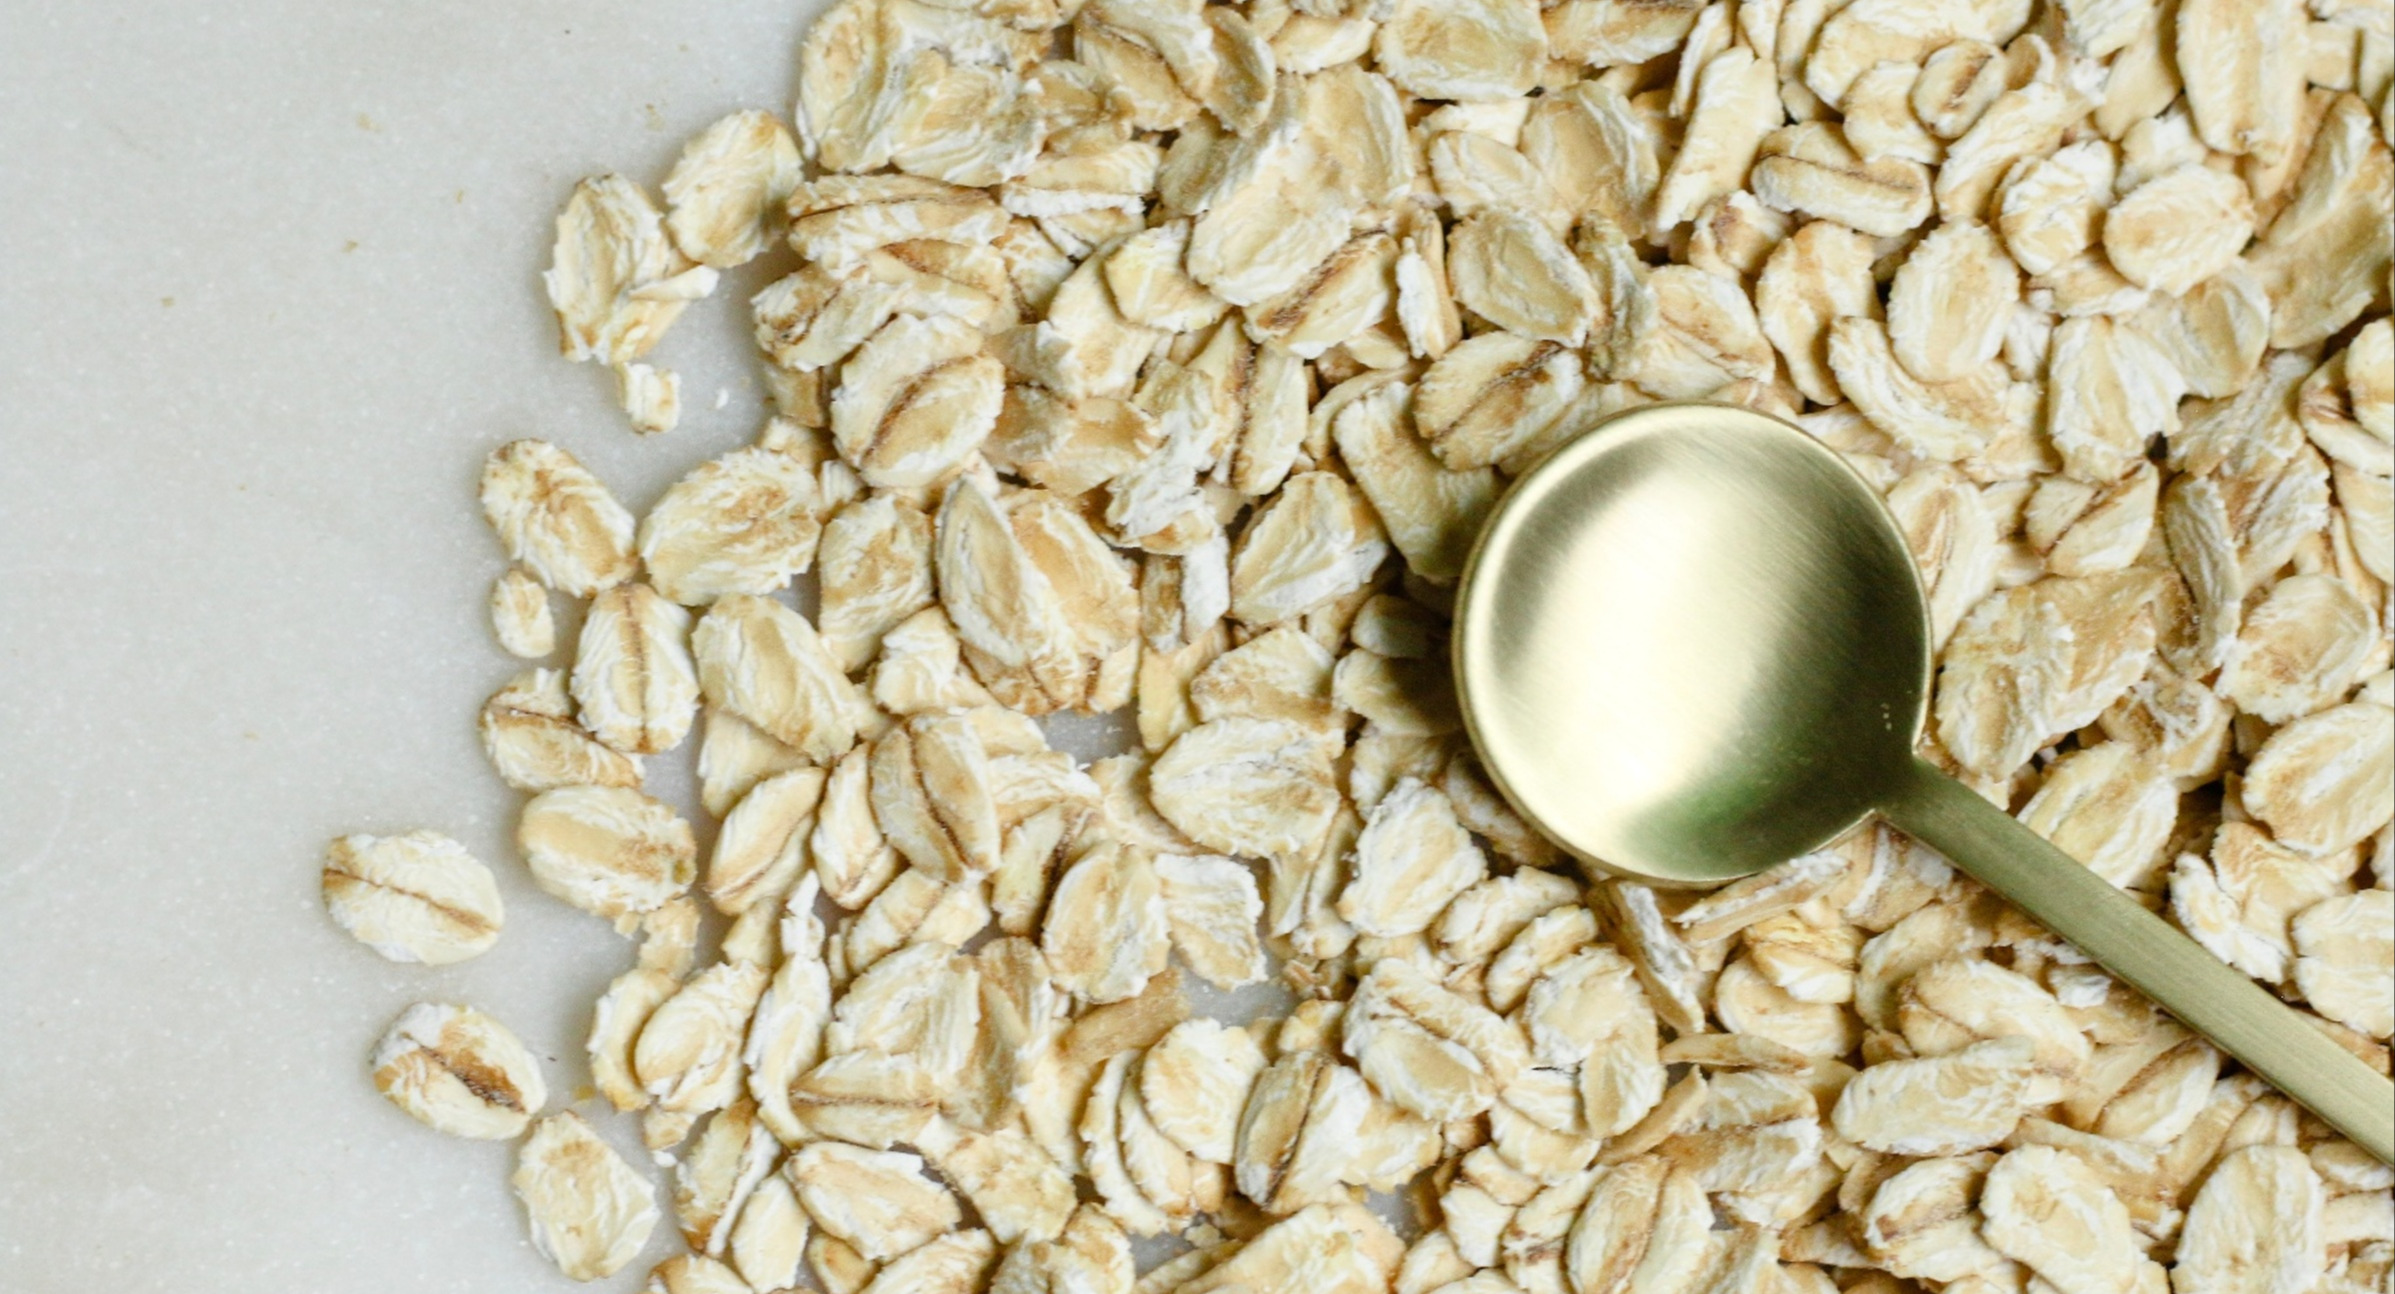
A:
[319,0,2395,1289]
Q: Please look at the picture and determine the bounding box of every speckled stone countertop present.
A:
[2,4,844,1288]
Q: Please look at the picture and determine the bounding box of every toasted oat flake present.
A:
[1117,1051,1233,1227]
[1083,1048,1177,1236]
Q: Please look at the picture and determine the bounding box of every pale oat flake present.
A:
[1043,842,1170,1003]
[616,362,682,436]
[2242,700,2395,856]
[518,785,698,929]
[1153,853,1267,989]
[371,1002,546,1139]
[514,1111,661,1281]
[479,439,638,597]
[693,593,866,763]
[1149,716,1339,860]
[2174,1144,2328,1294]
[1830,1036,2039,1155]
[489,566,556,659]
[791,1141,963,1263]
[2292,889,2394,1038]
[546,173,713,367]
[636,960,770,1115]
[573,581,701,756]
[1981,1144,2142,1294]
[1338,778,1489,939]
[639,442,827,606]
[664,109,802,269]
[1140,1018,1267,1164]
[322,831,503,965]
[1228,472,1390,627]
[480,668,644,794]
[645,1253,753,1294]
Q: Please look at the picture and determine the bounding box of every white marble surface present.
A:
[0,4,847,1288]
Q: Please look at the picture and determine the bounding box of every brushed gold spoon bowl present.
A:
[1453,401,2395,1163]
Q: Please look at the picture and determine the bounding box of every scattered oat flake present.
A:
[514,1111,660,1281]
[573,581,701,756]
[664,109,801,269]
[518,785,698,929]
[640,442,826,606]
[322,831,503,965]
[371,1002,546,1140]
[479,439,637,597]
[336,7,2395,1289]
[488,566,556,658]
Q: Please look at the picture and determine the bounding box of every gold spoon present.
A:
[1453,401,2395,1164]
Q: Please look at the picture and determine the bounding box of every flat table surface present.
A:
[1,3,846,1288]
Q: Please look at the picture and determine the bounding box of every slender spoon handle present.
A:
[1878,755,2395,1164]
